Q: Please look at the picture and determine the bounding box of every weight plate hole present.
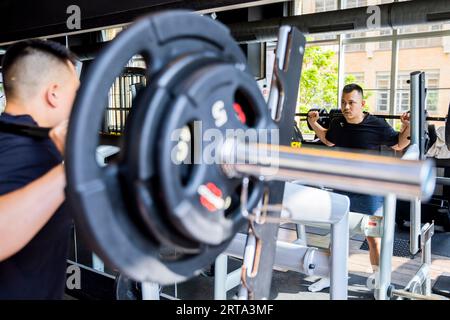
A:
[234,89,258,127]
[175,121,198,187]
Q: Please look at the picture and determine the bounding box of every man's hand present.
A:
[305,110,335,147]
[394,112,411,151]
[49,120,68,156]
[307,111,320,124]
[400,112,410,133]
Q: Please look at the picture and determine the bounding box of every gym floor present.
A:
[158,225,450,300]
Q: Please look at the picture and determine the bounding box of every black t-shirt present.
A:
[325,113,399,150]
[0,113,72,300]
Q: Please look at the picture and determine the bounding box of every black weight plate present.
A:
[121,55,215,252]
[157,63,276,245]
[66,11,241,284]
[126,15,253,248]
[123,18,251,250]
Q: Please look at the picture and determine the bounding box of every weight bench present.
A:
[214,183,350,300]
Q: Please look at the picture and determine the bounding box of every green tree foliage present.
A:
[296,45,371,134]
[298,46,338,114]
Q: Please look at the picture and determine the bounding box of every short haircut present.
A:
[342,83,364,98]
[1,39,77,100]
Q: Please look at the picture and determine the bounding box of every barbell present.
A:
[298,108,449,131]
[298,109,448,122]
[0,11,437,286]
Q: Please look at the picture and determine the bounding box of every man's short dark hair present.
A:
[343,83,364,98]
[1,39,77,99]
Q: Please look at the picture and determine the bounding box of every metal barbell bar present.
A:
[296,112,448,122]
[222,140,436,201]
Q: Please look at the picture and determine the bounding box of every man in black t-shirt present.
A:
[325,112,400,150]
[306,83,410,293]
[0,40,79,299]
[308,85,410,152]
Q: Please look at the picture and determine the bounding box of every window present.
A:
[400,38,442,49]
[315,0,337,12]
[345,32,366,52]
[377,92,389,112]
[343,0,368,9]
[308,33,338,41]
[343,0,392,8]
[301,0,337,14]
[425,72,440,112]
[102,27,123,41]
[345,73,364,87]
[426,90,439,112]
[396,73,410,113]
[399,25,445,48]
[378,30,393,50]
[104,56,146,133]
[398,22,449,35]
[392,71,440,113]
[345,43,365,52]
[344,40,392,113]
[376,73,390,112]
[399,36,449,116]
[398,24,450,49]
